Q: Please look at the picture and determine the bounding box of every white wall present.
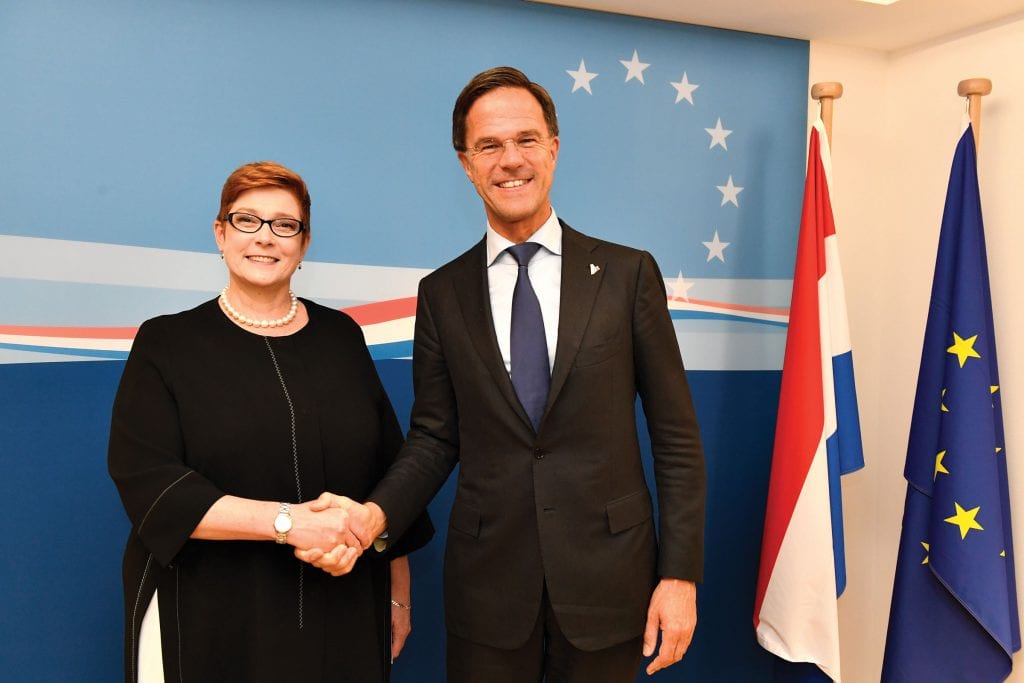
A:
[809,17,1024,682]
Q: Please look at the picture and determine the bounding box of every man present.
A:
[310,66,705,681]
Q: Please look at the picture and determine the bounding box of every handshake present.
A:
[287,493,387,577]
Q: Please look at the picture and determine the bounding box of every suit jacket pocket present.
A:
[606,489,653,534]
[574,325,623,368]
[449,502,481,538]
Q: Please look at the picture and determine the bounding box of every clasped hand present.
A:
[291,493,375,576]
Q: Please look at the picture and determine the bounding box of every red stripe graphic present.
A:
[667,297,789,316]
[341,297,417,325]
[0,325,138,339]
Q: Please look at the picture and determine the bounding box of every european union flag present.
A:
[881,124,1020,681]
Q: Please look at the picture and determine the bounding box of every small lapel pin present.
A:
[590,264,600,275]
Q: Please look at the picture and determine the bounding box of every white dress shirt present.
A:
[486,210,562,376]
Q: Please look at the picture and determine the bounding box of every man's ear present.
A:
[457,152,473,181]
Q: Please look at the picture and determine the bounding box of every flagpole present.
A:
[811,81,843,149]
[957,77,992,153]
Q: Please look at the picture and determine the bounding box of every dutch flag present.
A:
[753,119,865,682]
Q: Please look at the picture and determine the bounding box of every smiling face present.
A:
[457,87,559,242]
[213,187,309,293]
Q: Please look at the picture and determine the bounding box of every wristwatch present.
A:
[273,502,292,544]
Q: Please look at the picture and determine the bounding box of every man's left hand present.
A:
[642,578,697,675]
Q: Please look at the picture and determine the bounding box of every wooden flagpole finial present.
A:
[957,78,992,153]
[811,82,843,150]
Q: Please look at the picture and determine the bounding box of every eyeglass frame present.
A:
[223,212,306,238]
[466,132,552,159]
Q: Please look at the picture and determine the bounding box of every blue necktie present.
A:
[507,242,550,432]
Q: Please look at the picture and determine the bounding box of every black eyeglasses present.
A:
[224,212,305,238]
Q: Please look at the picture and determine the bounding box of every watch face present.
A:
[274,513,292,534]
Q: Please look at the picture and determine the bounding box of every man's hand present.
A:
[286,501,363,552]
[293,494,390,576]
[642,578,697,675]
[307,492,387,549]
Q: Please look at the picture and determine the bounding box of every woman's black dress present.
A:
[108,298,432,682]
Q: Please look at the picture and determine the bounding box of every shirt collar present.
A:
[486,209,562,266]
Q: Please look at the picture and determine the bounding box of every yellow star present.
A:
[941,388,949,413]
[991,385,999,394]
[921,541,930,565]
[996,446,1003,454]
[934,451,949,480]
[1001,550,1007,557]
[944,502,984,539]
[947,332,981,368]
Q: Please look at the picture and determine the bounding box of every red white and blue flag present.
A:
[754,119,865,681]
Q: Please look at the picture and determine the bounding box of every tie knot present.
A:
[507,242,543,266]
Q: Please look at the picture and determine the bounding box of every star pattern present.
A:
[705,118,733,150]
[944,502,984,540]
[921,541,930,565]
[561,54,743,280]
[934,450,948,480]
[670,271,695,302]
[566,59,599,94]
[703,231,729,263]
[670,72,699,105]
[717,176,744,207]
[946,331,981,368]
[620,50,650,84]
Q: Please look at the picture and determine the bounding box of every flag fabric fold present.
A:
[881,122,1019,682]
[754,119,865,682]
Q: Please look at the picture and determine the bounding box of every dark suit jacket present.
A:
[370,221,705,651]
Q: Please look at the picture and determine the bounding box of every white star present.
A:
[702,231,730,262]
[566,59,599,94]
[717,175,744,207]
[670,271,696,301]
[620,50,650,84]
[670,72,699,105]
[705,118,733,150]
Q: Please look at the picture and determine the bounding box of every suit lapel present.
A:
[545,223,604,420]
[454,239,534,430]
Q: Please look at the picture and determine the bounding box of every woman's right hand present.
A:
[286,501,364,553]
[294,543,360,577]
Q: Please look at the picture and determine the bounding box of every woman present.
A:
[108,161,432,682]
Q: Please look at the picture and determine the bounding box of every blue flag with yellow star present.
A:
[881,123,1020,681]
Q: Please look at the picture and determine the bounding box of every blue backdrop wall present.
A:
[0,0,807,680]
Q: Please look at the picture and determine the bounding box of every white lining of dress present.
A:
[138,589,165,682]
[130,553,154,683]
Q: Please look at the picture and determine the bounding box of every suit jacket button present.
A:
[533,448,545,460]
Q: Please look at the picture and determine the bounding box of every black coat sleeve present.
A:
[368,278,461,539]
[368,345,434,557]
[107,318,224,567]
[633,252,707,581]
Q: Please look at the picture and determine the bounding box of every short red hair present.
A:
[218,161,311,230]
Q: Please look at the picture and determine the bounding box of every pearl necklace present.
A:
[219,287,298,328]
